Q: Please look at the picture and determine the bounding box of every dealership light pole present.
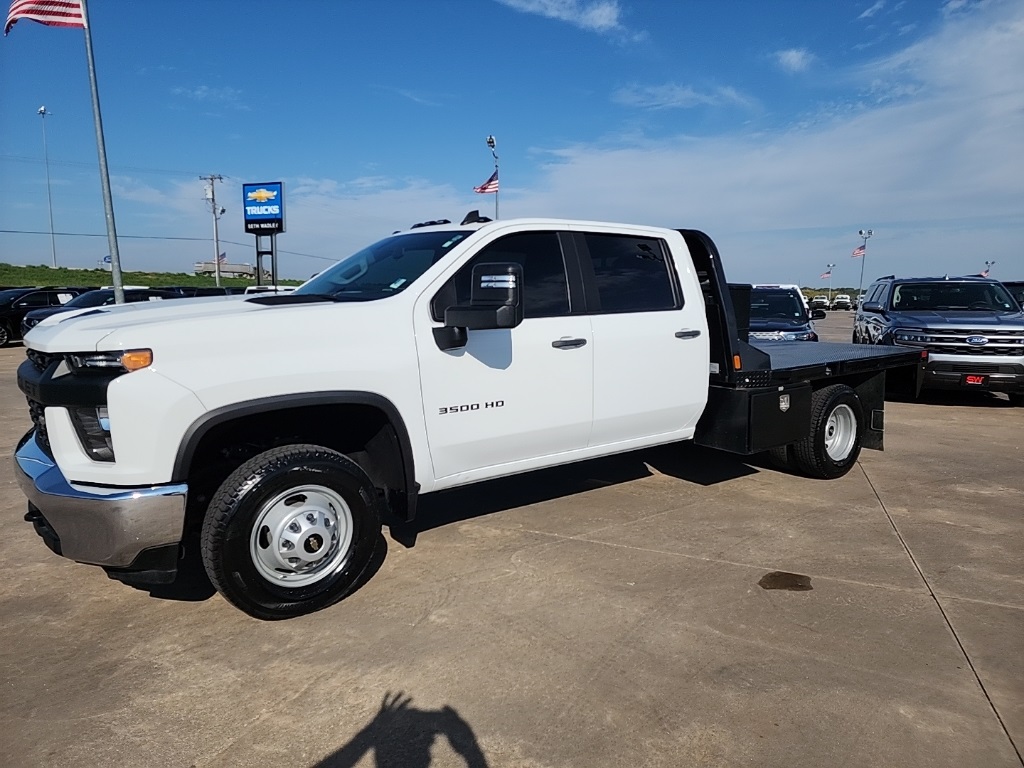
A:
[825,263,836,304]
[38,106,58,268]
[984,260,996,277]
[856,228,873,301]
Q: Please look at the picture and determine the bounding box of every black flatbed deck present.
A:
[746,341,926,386]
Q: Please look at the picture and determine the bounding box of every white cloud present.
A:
[613,83,755,110]
[171,85,247,109]
[859,1,886,19]
[495,0,639,37]
[774,48,816,73]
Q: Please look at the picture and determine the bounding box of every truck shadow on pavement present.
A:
[389,443,758,546]
[312,691,490,768]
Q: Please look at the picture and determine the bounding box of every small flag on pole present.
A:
[217,252,227,263]
[473,170,499,194]
[4,0,84,34]
[820,269,832,279]
[851,244,866,258]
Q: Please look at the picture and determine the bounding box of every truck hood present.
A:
[891,310,1024,328]
[23,294,381,352]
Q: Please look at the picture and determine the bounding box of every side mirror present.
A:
[862,301,884,314]
[433,262,524,351]
[811,309,827,320]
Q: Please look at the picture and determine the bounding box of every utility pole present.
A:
[201,174,225,286]
[37,107,58,268]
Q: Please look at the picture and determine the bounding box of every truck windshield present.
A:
[749,289,809,323]
[891,282,1020,312]
[296,230,470,301]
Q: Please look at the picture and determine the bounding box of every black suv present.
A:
[854,275,1024,403]
[20,288,182,337]
[0,287,91,347]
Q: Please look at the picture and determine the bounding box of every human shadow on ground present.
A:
[388,442,758,546]
[313,691,489,768]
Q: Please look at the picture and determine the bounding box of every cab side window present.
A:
[582,234,679,313]
[431,232,570,321]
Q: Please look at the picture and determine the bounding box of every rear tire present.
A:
[0,322,10,348]
[793,385,863,479]
[201,444,381,620]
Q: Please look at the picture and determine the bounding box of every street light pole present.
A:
[38,106,57,269]
[856,228,873,301]
[486,134,498,220]
[825,263,836,304]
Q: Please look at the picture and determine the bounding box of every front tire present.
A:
[0,322,10,348]
[201,444,381,620]
[793,385,863,479]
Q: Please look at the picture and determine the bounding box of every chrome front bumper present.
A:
[14,430,188,568]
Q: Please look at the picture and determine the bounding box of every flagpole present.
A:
[79,0,124,304]
[486,135,498,220]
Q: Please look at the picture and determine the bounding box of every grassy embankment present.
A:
[0,263,302,290]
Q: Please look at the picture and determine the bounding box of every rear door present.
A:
[575,228,709,447]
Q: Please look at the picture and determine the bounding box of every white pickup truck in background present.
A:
[15,212,925,619]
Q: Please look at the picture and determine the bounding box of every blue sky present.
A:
[1,0,1022,287]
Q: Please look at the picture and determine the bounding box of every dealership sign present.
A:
[242,182,285,234]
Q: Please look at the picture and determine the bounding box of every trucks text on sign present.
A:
[242,182,285,234]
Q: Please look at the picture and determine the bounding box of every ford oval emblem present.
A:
[965,335,989,345]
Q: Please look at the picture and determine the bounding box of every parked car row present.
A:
[0,284,266,347]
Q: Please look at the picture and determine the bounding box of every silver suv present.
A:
[854,275,1024,405]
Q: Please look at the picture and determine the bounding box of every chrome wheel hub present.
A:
[249,485,354,587]
[824,404,857,461]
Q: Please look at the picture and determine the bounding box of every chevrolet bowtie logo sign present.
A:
[246,188,277,203]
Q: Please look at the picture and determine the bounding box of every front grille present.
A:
[932,362,1022,374]
[27,398,52,456]
[896,328,1024,357]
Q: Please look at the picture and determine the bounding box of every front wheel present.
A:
[201,444,381,620]
[793,385,864,479]
[0,323,10,348]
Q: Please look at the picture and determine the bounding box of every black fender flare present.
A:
[172,391,419,520]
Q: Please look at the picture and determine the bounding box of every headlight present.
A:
[893,331,929,345]
[783,331,817,341]
[67,349,153,373]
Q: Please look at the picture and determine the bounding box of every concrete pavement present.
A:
[0,312,1020,767]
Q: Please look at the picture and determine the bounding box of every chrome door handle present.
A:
[675,329,702,339]
[551,338,588,349]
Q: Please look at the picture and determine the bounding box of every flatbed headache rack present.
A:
[677,228,926,457]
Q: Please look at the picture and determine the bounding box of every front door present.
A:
[414,231,593,484]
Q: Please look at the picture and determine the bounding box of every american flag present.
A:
[4,0,84,35]
[820,269,832,279]
[851,244,866,258]
[217,252,227,263]
[473,170,499,194]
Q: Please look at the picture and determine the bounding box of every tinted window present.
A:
[16,292,49,308]
[432,232,570,320]
[749,288,809,323]
[584,234,677,313]
[891,282,1018,312]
